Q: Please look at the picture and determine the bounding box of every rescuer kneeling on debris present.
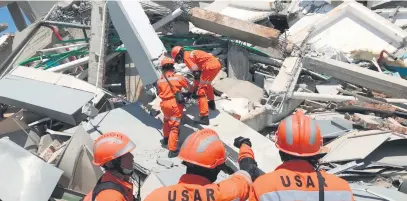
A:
[144,128,260,201]
[82,132,137,201]
[155,57,194,158]
[248,110,355,201]
[171,46,222,126]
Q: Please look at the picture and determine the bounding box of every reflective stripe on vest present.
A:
[157,76,181,83]
[164,116,181,123]
[199,80,212,85]
[259,190,353,201]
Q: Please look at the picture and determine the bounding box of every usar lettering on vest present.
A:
[168,189,215,201]
[280,175,328,188]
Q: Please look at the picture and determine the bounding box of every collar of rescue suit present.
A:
[102,171,133,190]
[275,160,315,172]
[179,174,212,185]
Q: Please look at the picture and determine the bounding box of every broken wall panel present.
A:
[0,117,39,153]
[107,0,163,86]
[290,1,407,53]
[0,75,94,125]
[189,7,280,48]
[0,137,63,201]
[303,56,407,99]
[322,130,392,163]
[85,103,167,174]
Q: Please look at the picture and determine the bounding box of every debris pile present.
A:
[2,0,407,200]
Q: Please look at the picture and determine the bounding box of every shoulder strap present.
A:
[91,179,129,201]
[316,170,325,201]
[161,71,177,94]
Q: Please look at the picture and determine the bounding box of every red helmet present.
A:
[275,110,322,157]
[171,46,183,59]
[160,57,175,67]
[178,128,226,169]
[92,132,136,166]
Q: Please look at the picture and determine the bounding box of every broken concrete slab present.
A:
[108,0,163,86]
[303,56,407,99]
[84,103,167,175]
[213,77,263,103]
[188,7,280,48]
[316,117,354,138]
[0,74,94,125]
[267,57,302,95]
[376,7,407,28]
[322,130,392,163]
[40,139,62,161]
[316,79,342,95]
[227,43,251,81]
[183,103,282,173]
[290,1,407,53]
[57,126,97,188]
[0,116,40,153]
[141,173,164,200]
[0,137,63,201]
[351,183,407,201]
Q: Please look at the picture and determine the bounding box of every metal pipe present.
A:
[47,56,89,72]
[248,53,283,67]
[47,52,121,73]
[291,92,357,102]
[39,43,89,53]
[41,21,91,29]
[43,24,76,61]
[152,8,183,30]
[0,22,41,77]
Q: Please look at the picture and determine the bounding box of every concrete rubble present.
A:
[3,0,407,200]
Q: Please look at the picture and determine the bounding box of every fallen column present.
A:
[303,56,407,99]
[108,0,165,86]
[188,7,280,48]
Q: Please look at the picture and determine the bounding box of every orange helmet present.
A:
[178,128,226,169]
[160,57,175,67]
[92,132,136,166]
[275,110,322,157]
[171,46,183,59]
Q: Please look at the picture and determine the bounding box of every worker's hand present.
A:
[191,88,199,99]
[234,136,252,148]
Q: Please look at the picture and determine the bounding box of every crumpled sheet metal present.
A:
[0,137,63,201]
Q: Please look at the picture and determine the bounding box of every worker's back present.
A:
[156,71,189,100]
[82,172,134,201]
[185,50,220,70]
[145,171,252,201]
[250,160,354,201]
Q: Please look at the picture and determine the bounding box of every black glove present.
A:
[193,70,202,80]
[182,92,192,99]
[234,136,252,148]
[191,88,199,99]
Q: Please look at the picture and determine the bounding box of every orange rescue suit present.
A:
[156,71,191,151]
[184,50,221,117]
[144,171,252,201]
[248,160,354,201]
[82,172,134,201]
[144,141,256,201]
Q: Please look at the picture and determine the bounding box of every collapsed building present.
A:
[1,0,407,200]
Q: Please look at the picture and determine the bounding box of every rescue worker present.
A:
[82,132,137,201]
[171,46,222,125]
[248,110,354,201]
[144,128,260,201]
[156,57,193,157]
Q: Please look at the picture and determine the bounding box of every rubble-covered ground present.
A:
[2,0,407,200]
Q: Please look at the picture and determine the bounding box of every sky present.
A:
[0,6,31,33]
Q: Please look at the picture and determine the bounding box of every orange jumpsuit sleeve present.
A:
[94,190,127,201]
[184,53,199,71]
[217,170,252,201]
[177,75,194,92]
[238,144,255,161]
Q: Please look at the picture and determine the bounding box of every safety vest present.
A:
[249,160,354,201]
[144,171,252,201]
[156,72,190,100]
[81,172,134,201]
